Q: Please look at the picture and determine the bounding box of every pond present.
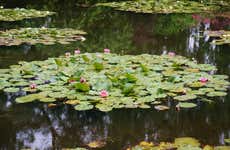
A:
[0,1,230,149]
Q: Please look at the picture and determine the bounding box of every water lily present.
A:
[99,90,109,98]
[199,77,208,83]
[65,52,71,57]
[80,77,86,83]
[74,49,81,55]
[168,52,175,57]
[104,48,110,54]
[68,79,75,83]
[30,83,37,89]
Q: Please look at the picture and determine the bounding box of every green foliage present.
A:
[96,0,229,14]
[0,28,86,46]
[0,52,229,112]
[0,6,55,21]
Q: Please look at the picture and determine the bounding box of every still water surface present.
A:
[0,1,229,149]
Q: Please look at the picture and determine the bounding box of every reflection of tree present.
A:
[0,91,229,149]
[154,14,195,36]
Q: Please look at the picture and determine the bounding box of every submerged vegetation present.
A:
[0,28,86,46]
[96,0,230,14]
[129,137,230,150]
[205,30,230,45]
[0,6,55,21]
[0,51,229,112]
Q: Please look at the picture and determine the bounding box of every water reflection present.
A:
[0,1,229,149]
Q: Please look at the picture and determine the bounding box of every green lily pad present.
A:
[74,104,94,111]
[0,28,86,46]
[175,137,200,147]
[174,95,197,101]
[224,139,230,144]
[3,87,20,93]
[0,52,228,112]
[214,146,230,150]
[154,105,169,111]
[0,6,55,21]
[96,1,229,14]
[207,91,227,97]
[176,102,197,108]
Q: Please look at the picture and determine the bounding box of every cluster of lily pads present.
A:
[204,30,230,45]
[0,50,229,112]
[0,28,86,46]
[129,137,230,150]
[96,0,229,14]
[0,6,55,21]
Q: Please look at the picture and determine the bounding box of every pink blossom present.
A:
[99,90,109,98]
[192,14,201,21]
[74,49,81,55]
[80,77,86,83]
[30,83,37,89]
[104,48,110,54]
[168,52,175,57]
[65,52,71,57]
[199,77,208,83]
[68,79,75,83]
[203,18,210,24]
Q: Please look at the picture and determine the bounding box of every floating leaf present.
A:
[176,102,197,108]
[74,104,93,111]
[0,28,86,46]
[207,91,227,97]
[0,6,55,21]
[174,95,197,101]
[175,137,200,147]
[87,141,106,148]
[96,1,229,14]
[3,87,20,93]
[224,139,230,144]
[0,52,228,112]
[154,105,169,111]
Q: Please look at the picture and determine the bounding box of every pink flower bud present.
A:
[104,48,110,54]
[168,52,175,57]
[30,83,37,89]
[80,77,86,83]
[199,77,208,83]
[65,52,71,57]
[99,90,109,98]
[74,50,81,55]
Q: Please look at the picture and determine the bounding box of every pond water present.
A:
[0,1,230,150]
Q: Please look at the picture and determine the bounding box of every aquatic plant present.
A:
[0,27,86,46]
[204,30,230,45]
[0,6,55,21]
[128,137,230,150]
[0,51,229,112]
[96,0,229,14]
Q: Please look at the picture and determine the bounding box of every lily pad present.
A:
[0,28,86,46]
[96,1,229,14]
[174,137,200,147]
[3,87,20,93]
[0,52,228,112]
[174,95,197,101]
[154,105,169,111]
[74,104,94,111]
[0,6,55,21]
[176,102,197,108]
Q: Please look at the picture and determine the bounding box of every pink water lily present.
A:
[104,48,110,54]
[199,77,208,83]
[30,83,37,89]
[80,77,86,83]
[65,52,71,57]
[74,49,81,55]
[168,52,175,57]
[99,90,109,98]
